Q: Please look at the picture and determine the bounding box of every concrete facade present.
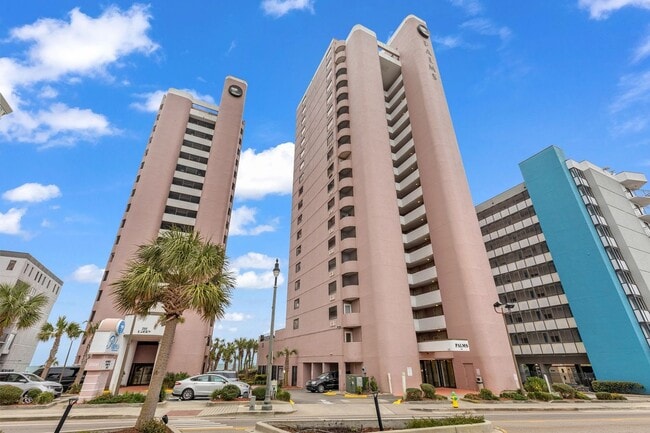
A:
[77,77,247,386]
[0,251,62,372]
[477,146,650,390]
[258,16,517,395]
[0,92,11,118]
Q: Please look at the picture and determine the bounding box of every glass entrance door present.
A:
[128,364,153,386]
[420,359,456,388]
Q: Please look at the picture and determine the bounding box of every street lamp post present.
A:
[262,259,280,411]
[493,301,524,391]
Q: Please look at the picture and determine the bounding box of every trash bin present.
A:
[249,395,256,410]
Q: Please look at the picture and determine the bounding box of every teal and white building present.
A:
[477,146,650,390]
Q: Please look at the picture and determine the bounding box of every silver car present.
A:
[172,373,250,400]
[0,372,63,402]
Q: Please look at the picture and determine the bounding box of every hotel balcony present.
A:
[615,171,647,190]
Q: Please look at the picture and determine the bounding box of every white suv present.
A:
[0,372,63,402]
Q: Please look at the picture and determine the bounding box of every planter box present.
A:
[256,418,493,433]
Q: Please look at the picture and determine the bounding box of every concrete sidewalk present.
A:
[2,393,650,424]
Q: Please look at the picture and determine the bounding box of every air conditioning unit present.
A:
[329,295,336,301]
[328,249,335,255]
[329,271,334,277]
[330,321,337,327]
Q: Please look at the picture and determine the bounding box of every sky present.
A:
[1,0,650,367]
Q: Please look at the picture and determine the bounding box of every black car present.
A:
[32,366,82,392]
[306,371,339,393]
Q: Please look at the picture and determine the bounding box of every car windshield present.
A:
[23,373,44,382]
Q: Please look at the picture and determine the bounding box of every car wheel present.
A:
[317,384,325,393]
[181,388,195,401]
[22,394,34,404]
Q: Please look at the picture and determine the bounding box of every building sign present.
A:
[417,339,471,352]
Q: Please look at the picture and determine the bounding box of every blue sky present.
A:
[1,0,649,366]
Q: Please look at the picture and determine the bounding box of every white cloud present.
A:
[71,264,104,283]
[235,269,285,289]
[231,252,285,289]
[3,183,61,203]
[633,30,650,63]
[0,4,157,146]
[578,0,650,19]
[231,252,278,269]
[261,0,315,17]
[131,89,216,112]
[0,208,26,235]
[461,18,511,42]
[610,70,650,113]
[449,0,484,15]
[433,35,466,49]
[235,142,294,200]
[222,312,252,322]
[229,206,278,236]
[226,41,237,55]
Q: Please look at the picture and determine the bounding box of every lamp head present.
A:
[273,259,280,278]
[493,301,503,308]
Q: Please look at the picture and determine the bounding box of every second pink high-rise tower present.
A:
[260,16,517,393]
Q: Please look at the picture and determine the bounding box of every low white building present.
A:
[0,251,62,372]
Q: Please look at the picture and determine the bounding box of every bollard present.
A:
[372,392,384,431]
[54,397,78,433]
[450,391,459,409]
[249,395,256,410]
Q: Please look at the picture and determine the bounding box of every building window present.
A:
[6,260,16,271]
[294,298,300,309]
[328,237,336,249]
[344,303,352,314]
[295,262,301,272]
[298,200,303,210]
[297,214,303,225]
[293,318,300,330]
[296,245,302,256]
[328,281,337,295]
[328,217,335,229]
[102,271,109,282]
[295,280,301,291]
[329,306,337,320]
[344,332,353,343]
[327,198,335,210]
[299,186,304,196]
[297,230,302,240]
[328,259,336,272]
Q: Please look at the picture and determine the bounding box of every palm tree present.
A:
[208,338,224,371]
[112,228,234,428]
[276,347,297,386]
[0,281,48,337]
[38,317,82,379]
[222,341,236,370]
[242,338,257,370]
[234,337,247,372]
[73,321,99,387]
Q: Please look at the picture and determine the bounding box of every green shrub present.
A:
[86,392,146,404]
[276,389,291,402]
[254,374,266,384]
[35,392,55,404]
[552,383,577,399]
[162,372,189,390]
[67,383,81,394]
[219,384,241,401]
[575,391,591,400]
[462,393,480,401]
[405,388,422,401]
[528,391,561,401]
[159,387,168,402]
[26,389,42,400]
[420,383,436,399]
[369,376,379,393]
[524,376,548,393]
[405,414,485,428]
[500,390,528,400]
[595,392,627,400]
[139,419,168,433]
[252,386,267,401]
[591,380,644,394]
[0,385,22,405]
[478,388,499,400]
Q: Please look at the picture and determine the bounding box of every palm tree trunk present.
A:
[41,337,61,379]
[136,319,177,429]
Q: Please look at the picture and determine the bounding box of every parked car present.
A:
[0,372,63,402]
[32,366,82,392]
[206,370,238,380]
[172,373,250,400]
[306,371,339,393]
